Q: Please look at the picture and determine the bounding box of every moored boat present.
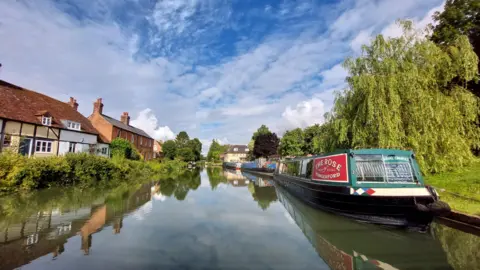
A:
[273,149,450,228]
[223,161,242,170]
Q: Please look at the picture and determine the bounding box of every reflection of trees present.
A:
[159,169,201,201]
[248,182,278,210]
[207,167,228,190]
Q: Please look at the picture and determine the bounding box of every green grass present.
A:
[425,158,480,216]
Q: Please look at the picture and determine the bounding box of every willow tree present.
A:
[330,21,479,173]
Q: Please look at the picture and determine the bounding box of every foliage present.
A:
[207,139,226,162]
[248,182,278,210]
[188,138,202,161]
[206,167,228,190]
[253,133,279,158]
[0,152,187,193]
[176,147,195,162]
[110,138,141,160]
[322,21,480,173]
[252,125,272,141]
[247,139,255,160]
[278,128,305,157]
[303,124,323,155]
[175,131,190,148]
[158,169,201,200]
[162,140,177,160]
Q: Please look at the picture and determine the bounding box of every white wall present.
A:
[58,142,92,155]
[59,130,97,144]
[95,143,110,158]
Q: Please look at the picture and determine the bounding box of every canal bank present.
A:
[0,168,477,270]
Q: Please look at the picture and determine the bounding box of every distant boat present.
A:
[273,149,450,228]
[223,162,242,170]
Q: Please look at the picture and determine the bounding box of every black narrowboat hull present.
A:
[273,173,436,228]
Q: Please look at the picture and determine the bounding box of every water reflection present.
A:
[0,169,477,270]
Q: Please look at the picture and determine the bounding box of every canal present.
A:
[0,168,478,270]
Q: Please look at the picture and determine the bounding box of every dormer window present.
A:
[67,121,81,131]
[234,148,238,152]
[42,116,52,126]
[245,149,249,152]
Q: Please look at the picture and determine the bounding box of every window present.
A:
[131,134,135,143]
[68,142,76,153]
[233,148,238,152]
[154,145,158,151]
[140,137,143,145]
[67,121,81,131]
[245,148,249,152]
[35,140,52,153]
[354,154,415,183]
[101,147,108,155]
[42,116,52,126]
[2,134,11,146]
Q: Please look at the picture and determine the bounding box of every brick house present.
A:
[0,80,109,157]
[88,98,154,160]
[153,140,163,159]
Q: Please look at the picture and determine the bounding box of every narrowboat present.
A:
[274,149,450,228]
[241,161,277,173]
[275,184,452,269]
[223,162,242,170]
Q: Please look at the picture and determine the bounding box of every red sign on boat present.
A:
[312,154,349,182]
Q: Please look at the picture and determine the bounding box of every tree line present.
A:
[279,1,480,173]
[162,131,202,162]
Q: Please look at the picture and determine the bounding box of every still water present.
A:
[0,168,478,270]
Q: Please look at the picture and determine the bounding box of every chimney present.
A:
[93,98,103,115]
[67,97,79,111]
[120,112,130,125]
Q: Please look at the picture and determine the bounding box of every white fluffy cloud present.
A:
[282,98,325,129]
[130,109,176,141]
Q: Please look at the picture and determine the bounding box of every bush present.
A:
[0,152,187,193]
[110,138,141,160]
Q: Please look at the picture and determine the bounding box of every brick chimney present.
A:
[120,112,130,125]
[93,98,103,115]
[67,97,79,111]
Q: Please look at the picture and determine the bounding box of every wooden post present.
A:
[31,125,37,155]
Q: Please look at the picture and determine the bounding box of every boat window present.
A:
[354,154,415,183]
[299,158,313,178]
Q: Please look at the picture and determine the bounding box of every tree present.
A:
[253,133,279,158]
[188,138,202,161]
[176,147,195,162]
[328,21,479,173]
[431,0,480,97]
[207,139,224,162]
[162,140,177,160]
[247,139,255,160]
[278,128,305,157]
[252,125,272,141]
[175,131,190,148]
[303,124,323,155]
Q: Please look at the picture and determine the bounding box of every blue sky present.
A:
[0,0,444,153]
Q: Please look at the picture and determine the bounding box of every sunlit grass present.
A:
[425,158,480,216]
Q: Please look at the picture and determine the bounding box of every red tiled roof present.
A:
[0,80,98,134]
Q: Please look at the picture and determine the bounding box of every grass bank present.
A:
[425,159,480,216]
[0,152,186,194]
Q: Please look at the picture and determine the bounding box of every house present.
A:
[88,98,154,160]
[0,80,109,157]
[223,144,249,162]
[153,140,163,159]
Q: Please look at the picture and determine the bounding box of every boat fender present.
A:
[415,203,430,212]
[425,185,439,201]
[427,201,451,217]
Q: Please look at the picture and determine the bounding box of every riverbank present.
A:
[0,152,186,193]
[425,159,480,216]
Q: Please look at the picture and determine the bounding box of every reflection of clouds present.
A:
[153,193,166,201]
[132,201,153,221]
[284,211,295,225]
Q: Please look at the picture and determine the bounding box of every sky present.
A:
[0,0,445,154]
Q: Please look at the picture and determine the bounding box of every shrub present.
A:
[110,138,141,160]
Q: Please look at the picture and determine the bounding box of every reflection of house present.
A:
[223,144,249,162]
[88,98,154,160]
[223,169,249,186]
[0,80,109,157]
[154,140,163,158]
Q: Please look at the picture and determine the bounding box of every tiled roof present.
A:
[226,144,249,154]
[101,114,152,139]
[0,80,98,134]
